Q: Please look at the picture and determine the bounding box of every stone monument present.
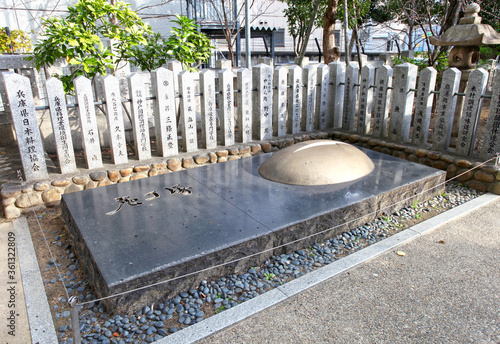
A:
[430,3,500,136]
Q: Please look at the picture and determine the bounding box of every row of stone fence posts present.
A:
[1,58,500,218]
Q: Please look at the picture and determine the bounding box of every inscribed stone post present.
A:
[102,75,128,165]
[252,64,273,140]
[412,67,437,145]
[168,60,182,129]
[128,73,151,160]
[18,68,41,106]
[45,77,77,174]
[315,64,329,130]
[115,61,131,130]
[431,68,461,151]
[3,72,48,180]
[178,71,198,152]
[301,64,317,132]
[327,61,345,129]
[237,68,252,143]
[456,68,488,156]
[74,76,103,170]
[372,65,392,138]
[151,67,178,157]
[273,66,287,137]
[357,65,375,135]
[199,69,217,148]
[388,63,417,142]
[481,71,500,160]
[218,69,235,146]
[343,62,359,131]
[287,65,302,134]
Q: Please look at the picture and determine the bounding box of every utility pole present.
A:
[343,0,349,64]
[245,0,251,68]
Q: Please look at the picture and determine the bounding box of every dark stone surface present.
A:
[61,149,445,313]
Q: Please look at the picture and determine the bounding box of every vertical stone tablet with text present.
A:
[372,65,392,138]
[46,77,77,174]
[273,66,287,137]
[287,65,302,134]
[128,73,151,160]
[412,67,437,145]
[178,71,198,152]
[151,67,178,156]
[301,64,317,132]
[328,61,345,129]
[200,69,217,148]
[102,75,128,165]
[315,64,329,130]
[481,71,500,160]
[74,75,103,169]
[237,68,252,143]
[388,63,417,142]
[3,72,48,180]
[456,68,488,156]
[432,68,461,151]
[168,60,182,121]
[252,64,273,140]
[218,69,235,146]
[343,62,359,131]
[357,65,375,135]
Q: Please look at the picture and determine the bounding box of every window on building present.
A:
[264,29,285,47]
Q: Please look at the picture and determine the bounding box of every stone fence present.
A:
[1,59,500,218]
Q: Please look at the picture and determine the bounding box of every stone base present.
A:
[61,148,445,314]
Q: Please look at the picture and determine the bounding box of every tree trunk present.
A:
[354,24,363,70]
[323,0,340,63]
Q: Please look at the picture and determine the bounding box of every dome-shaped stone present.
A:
[258,140,374,186]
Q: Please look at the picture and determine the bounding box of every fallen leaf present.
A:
[113,332,120,337]
[396,251,406,257]
[438,240,445,244]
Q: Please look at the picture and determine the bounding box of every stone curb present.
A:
[157,192,500,344]
[14,216,58,344]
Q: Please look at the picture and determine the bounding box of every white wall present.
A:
[0,0,184,43]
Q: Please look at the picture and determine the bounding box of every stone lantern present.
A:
[430,3,500,136]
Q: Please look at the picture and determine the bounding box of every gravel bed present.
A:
[28,183,481,344]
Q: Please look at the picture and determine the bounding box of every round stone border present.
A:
[333,131,500,196]
[1,132,329,219]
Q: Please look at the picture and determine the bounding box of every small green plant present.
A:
[165,15,213,72]
[382,216,390,222]
[0,29,32,54]
[215,305,225,314]
[415,213,422,219]
[412,200,419,209]
[27,0,152,93]
[127,32,168,72]
[263,272,275,281]
[392,51,449,74]
[130,15,213,72]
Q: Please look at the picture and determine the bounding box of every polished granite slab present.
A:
[61,149,445,313]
